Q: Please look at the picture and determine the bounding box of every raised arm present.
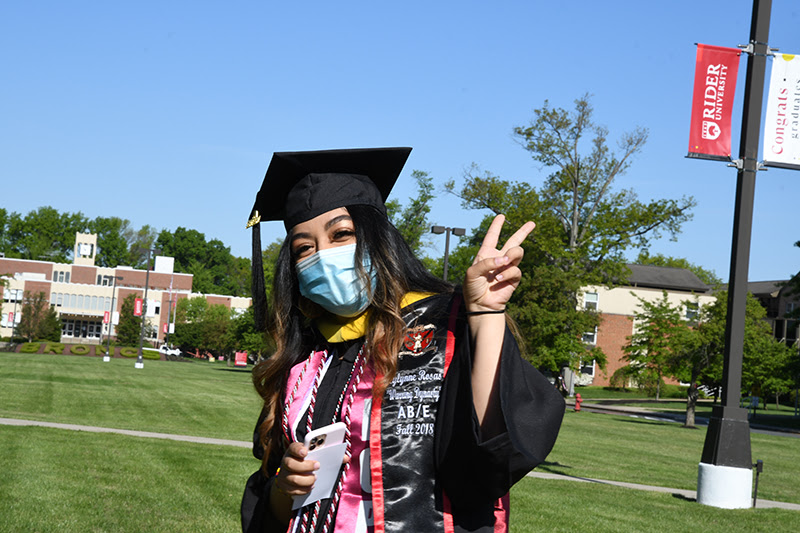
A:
[462,214,535,437]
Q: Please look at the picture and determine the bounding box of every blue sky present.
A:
[3,1,799,282]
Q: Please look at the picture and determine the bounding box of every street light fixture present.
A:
[136,248,160,369]
[431,225,465,282]
[102,275,123,362]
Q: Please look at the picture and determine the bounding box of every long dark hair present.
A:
[252,205,452,464]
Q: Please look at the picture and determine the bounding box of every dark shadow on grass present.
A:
[536,461,574,474]
[213,367,252,374]
[672,493,697,503]
[616,417,679,428]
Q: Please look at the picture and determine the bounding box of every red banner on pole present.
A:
[7,312,13,325]
[163,323,168,334]
[235,351,248,367]
[134,298,143,316]
[103,311,110,324]
[688,44,742,160]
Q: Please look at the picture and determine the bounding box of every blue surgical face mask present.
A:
[296,243,377,317]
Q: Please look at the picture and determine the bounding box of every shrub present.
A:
[143,349,160,360]
[69,345,90,356]
[42,343,65,354]
[662,384,688,399]
[119,347,138,358]
[20,342,41,354]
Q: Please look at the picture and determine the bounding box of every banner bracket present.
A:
[726,159,767,171]
[738,42,778,57]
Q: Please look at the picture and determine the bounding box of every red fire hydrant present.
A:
[574,393,582,412]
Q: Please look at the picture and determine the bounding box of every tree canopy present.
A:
[446,95,695,370]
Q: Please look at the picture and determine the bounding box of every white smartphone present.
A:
[292,422,348,510]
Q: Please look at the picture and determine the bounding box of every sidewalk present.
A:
[526,471,800,511]
[569,400,800,437]
[0,417,252,448]
[3,416,799,511]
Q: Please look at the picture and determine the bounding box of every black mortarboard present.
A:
[247,147,412,331]
[249,147,412,231]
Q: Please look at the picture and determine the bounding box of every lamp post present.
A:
[10,288,22,342]
[102,275,123,362]
[431,226,465,282]
[136,248,160,369]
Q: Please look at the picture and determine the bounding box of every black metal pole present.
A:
[105,275,121,360]
[136,251,153,368]
[700,0,771,470]
[443,229,451,282]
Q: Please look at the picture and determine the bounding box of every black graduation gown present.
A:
[241,293,565,532]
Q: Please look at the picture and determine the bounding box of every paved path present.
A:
[3,416,799,511]
[0,417,252,448]
[526,471,800,511]
[574,401,800,438]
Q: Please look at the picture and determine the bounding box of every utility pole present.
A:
[697,0,771,509]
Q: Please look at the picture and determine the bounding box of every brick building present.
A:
[1,233,251,345]
[578,264,716,387]
[748,278,800,347]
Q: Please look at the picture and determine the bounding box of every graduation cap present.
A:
[247,147,412,330]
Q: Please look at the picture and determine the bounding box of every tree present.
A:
[620,291,690,400]
[116,294,143,346]
[157,227,243,296]
[635,250,722,287]
[0,208,9,256]
[447,95,695,371]
[229,306,273,360]
[90,216,135,267]
[6,207,90,261]
[17,291,61,341]
[172,296,210,353]
[127,225,159,269]
[387,170,436,257]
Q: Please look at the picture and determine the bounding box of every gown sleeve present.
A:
[240,415,287,533]
[435,316,566,512]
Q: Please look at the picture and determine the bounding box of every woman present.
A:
[242,147,564,533]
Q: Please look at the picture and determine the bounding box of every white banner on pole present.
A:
[763,53,800,170]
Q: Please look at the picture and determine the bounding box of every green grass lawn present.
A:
[0,351,260,440]
[1,352,798,532]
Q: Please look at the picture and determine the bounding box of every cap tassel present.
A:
[251,220,267,332]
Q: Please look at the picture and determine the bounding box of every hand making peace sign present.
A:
[463,215,535,313]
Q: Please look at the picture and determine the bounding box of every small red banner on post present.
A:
[235,351,248,367]
[103,311,110,324]
[134,298,143,316]
[163,323,168,334]
[688,44,742,161]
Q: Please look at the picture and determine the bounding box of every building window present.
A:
[787,302,796,316]
[685,302,699,322]
[70,294,77,308]
[580,359,595,376]
[56,293,63,307]
[582,292,598,344]
[5,289,22,303]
